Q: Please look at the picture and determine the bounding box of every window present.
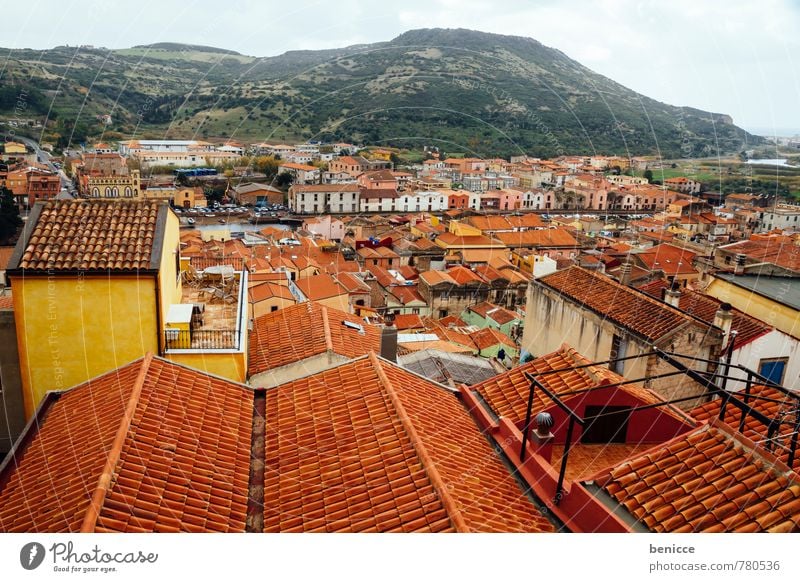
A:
[759,358,788,385]
[271,305,278,313]
[609,334,628,375]
[582,405,630,444]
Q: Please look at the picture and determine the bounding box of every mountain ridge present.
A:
[0,28,759,157]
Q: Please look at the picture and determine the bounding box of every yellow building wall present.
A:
[317,295,351,313]
[158,210,184,351]
[13,276,158,418]
[250,296,295,320]
[164,352,247,384]
[448,221,482,237]
[706,278,800,339]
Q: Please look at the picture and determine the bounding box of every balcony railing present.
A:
[164,328,240,350]
[189,256,246,271]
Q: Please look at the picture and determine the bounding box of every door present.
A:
[759,359,787,385]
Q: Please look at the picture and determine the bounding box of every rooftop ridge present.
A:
[80,352,154,532]
[368,352,470,532]
[320,305,334,353]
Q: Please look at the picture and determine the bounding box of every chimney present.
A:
[619,259,632,286]
[664,280,681,309]
[380,313,398,362]
[713,302,734,350]
[528,412,555,463]
[734,253,746,275]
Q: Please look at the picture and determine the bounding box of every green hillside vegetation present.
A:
[0,29,760,158]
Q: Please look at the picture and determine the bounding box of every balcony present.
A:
[163,267,248,353]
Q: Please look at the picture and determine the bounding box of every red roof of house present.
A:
[538,267,704,341]
[595,420,800,532]
[393,313,425,330]
[293,273,347,301]
[334,271,371,293]
[471,346,673,422]
[248,281,295,303]
[470,327,516,352]
[248,302,381,375]
[495,228,579,248]
[638,280,773,348]
[691,386,800,473]
[12,200,164,272]
[389,285,426,306]
[0,355,253,532]
[263,354,553,532]
[635,243,698,276]
[720,238,800,272]
[446,265,486,286]
[467,301,520,325]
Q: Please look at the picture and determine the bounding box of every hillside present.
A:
[0,29,760,157]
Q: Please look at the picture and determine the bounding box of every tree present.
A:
[643,169,654,182]
[275,172,294,188]
[0,187,22,243]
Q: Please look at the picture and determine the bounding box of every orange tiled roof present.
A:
[0,355,253,532]
[538,266,702,341]
[393,313,425,330]
[595,421,800,532]
[638,280,772,348]
[0,295,13,310]
[471,327,515,351]
[495,228,579,248]
[447,265,486,286]
[635,243,698,276]
[248,281,295,303]
[263,354,553,532]
[248,302,381,376]
[691,386,800,473]
[294,273,346,301]
[12,200,164,272]
[472,346,669,422]
[719,238,800,272]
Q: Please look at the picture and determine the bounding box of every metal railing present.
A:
[164,328,240,350]
[189,256,246,271]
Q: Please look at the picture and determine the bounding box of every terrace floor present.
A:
[166,276,241,350]
[551,443,656,483]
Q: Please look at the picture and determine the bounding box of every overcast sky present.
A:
[5,0,800,134]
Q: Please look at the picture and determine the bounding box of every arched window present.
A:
[125,187,132,197]
[112,187,119,197]
[92,187,99,197]
[104,187,111,197]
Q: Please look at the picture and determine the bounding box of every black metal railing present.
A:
[164,328,239,350]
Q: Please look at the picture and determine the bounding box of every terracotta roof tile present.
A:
[472,346,673,423]
[0,356,253,532]
[293,273,346,301]
[635,244,698,276]
[0,295,13,310]
[538,267,703,341]
[597,422,800,532]
[470,327,516,352]
[692,386,800,473]
[393,313,425,330]
[638,280,772,348]
[13,200,163,272]
[495,228,579,248]
[249,302,381,376]
[263,354,553,532]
